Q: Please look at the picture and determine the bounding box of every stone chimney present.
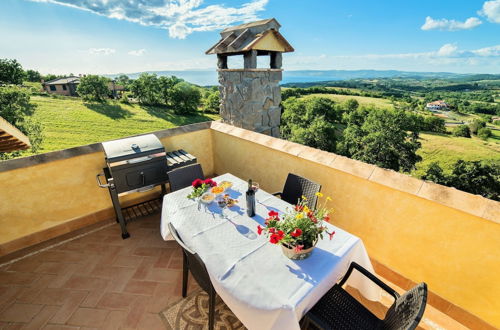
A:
[206,18,294,137]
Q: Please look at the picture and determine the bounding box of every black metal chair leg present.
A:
[208,286,216,330]
[182,253,188,298]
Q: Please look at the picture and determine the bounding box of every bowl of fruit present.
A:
[210,186,225,196]
[219,181,233,190]
[200,192,215,204]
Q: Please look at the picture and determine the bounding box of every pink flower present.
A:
[294,245,304,253]
[328,231,336,240]
[291,228,302,237]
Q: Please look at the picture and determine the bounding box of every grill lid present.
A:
[102,134,165,163]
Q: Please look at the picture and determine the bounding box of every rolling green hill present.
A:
[30,95,219,153]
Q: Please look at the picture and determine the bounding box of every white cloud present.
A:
[30,0,268,39]
[128,49,146,56]
[421,16,482,31]
[88,47,115,55]
[437,43,458,57]
[479,0,500,23]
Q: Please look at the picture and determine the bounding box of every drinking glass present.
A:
[252,181,260,203]
[217,196,227,218]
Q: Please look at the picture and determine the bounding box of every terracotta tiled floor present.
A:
[0,213,468,329]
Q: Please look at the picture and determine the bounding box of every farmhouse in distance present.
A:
[426,100,450,111]
[42,76,124,97]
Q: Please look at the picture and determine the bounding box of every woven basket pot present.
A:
[281,240,317,260]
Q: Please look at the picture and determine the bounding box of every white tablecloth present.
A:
[161,173,380,330]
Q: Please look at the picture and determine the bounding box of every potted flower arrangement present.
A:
[257,193,335,260]
[187,178,217,199]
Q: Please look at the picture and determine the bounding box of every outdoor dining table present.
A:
[160,173,380,330]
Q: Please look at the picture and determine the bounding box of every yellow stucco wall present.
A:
[0,128,213,248]
[211,128,500,327]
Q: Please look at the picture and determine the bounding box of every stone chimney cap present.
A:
[206,18,294,55]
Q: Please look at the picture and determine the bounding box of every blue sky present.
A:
[0,0,498,74]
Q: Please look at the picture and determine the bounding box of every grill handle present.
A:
[96,172,112,188]
[140,171,145,186]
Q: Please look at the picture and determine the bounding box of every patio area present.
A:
[0,211,469,329]
[0,121,498,329]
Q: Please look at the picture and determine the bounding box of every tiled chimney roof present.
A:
[205,18,294,55]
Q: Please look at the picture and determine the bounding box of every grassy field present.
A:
[31,95,219,153]
[304,93,394,109]
[413,132,500,176]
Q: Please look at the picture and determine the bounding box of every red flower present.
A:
[294,245,304,253]
[203,179,217,187]
[269,227,276,234]
[270,234,282,244]
[291,228,302,237]
[192,178,203,188]
[307,211,317,223]
[257,225,263,235]
[294,205,304,212]
[277,230,284,239]
[324,214,330,223]
[268,210,279,217]
[328,231,336,240]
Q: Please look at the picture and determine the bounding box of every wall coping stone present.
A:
[218,69,283,72]
[0,121,212,172]
[209,121,500,224]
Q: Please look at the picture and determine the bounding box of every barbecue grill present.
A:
[96,134,196,239]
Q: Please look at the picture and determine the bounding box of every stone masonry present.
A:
[218,69,282,137]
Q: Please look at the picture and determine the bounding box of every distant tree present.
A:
[281,97,339,152]
[452,125,471,138]
[281,88,301,101]
[0,87,43,158]
[422,116,446,133]
[158,76,183,105]
[339,108,422,172]
[130,73,161,105]
[76,75,110,102]
[421,162,448,185]
[115,74,131,90]
[342,99,359,113]
[468,119,486,135]
[477,127,492,140]
[170,82,201,115]
[0,59,26,84]
[25,69,42,82]
[422,160,500,201]
[202,88,220,113]
[42,74,59,82]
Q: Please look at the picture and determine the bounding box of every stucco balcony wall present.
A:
[0,120,498,327]
[210,121,500,328]
[0,122,214,256]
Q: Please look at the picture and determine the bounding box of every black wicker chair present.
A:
[167,163,204,192]
[168,222,217,330]
[273,173,321,209]
[301,262,427,330]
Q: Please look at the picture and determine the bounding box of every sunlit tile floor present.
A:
[0,213,467,329]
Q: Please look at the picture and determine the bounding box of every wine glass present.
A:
[217,195,227,218]
[252,181,260,203]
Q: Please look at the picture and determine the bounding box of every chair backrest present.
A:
[168,164,204,192]
[383,283,427,330]
[281,173,321,209]
[167,222,213,293]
